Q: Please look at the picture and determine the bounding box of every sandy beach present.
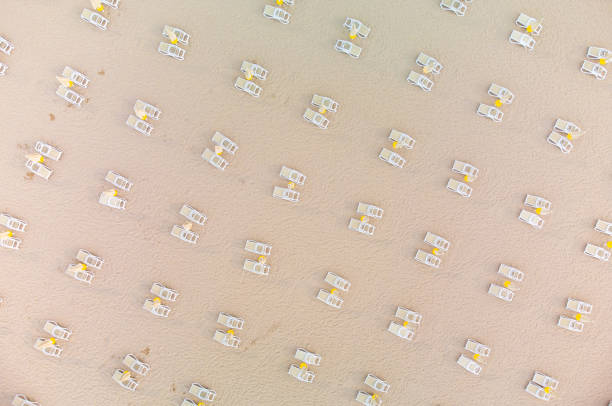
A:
[1,0,611,405]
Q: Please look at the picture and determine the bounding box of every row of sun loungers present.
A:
[273,165,304,202]
[304,94,338,129]
[0,35,14,76]
[525,371,559,401]
[158,25,190,60]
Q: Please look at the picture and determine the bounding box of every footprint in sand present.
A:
[49,113,55,121]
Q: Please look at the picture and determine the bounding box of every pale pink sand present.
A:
[1,0,611,405]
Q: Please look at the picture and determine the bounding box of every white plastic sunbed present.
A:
[355,391,382,406]
[416,52,443,74]
[112,369,138,391]
[0,36,14,55]
[280,166,306,185]
[524,194,551,213]
[126,114,153,136]
[395,306,423,325]
[498,264,524,282]
[142,298,171,317]
[594,219,612,236]
[566,298,592,315]
[0,236,21,250]
[0,213,27,232]
[288,364,314,383]
[101,0,120,9]
[212,131,238,154]
[295,348,321,366]
[170,224,199,244]
[25,159,53,180]
[12,394,40,406]
[245,240,272,256]
[217,312,244,329]
[33,338,62,357]
[134,99,161,120]
[202,148,229,170]
[181,399,198,406]
[213,329,240,348]
[357,202,383,219]
[488,284,514,302]
[580,60,607,80]
[317,289,343,309]
[151,282,179,301]
[0,62,7,76]
[348,218,375,236]
[180,204,207,225]
[509,30,535,50]
[525,381,551,401]
[273,186,300,202]
[241,61,268,80]
[457,354,481,376]
[235,76,262,97]
[407,70,433,92]
[324,272,351,292]
[414,249,441,269]
[389,129,416,149]
[440,0,467,16]
[312,94,339,112]
[533,371,559,390]
[34,141,62,161]
[554,119,581,135]
[65,264,94,284]
[334,40,362,58]
[587,46,610,60]
[558,315,584,332]
[343,17,370,38]
[487,83,514,104]
[452,160,479,179]
[379,148,406,168]
[243,258,270,275]
[424,232,450,252]
[465,339,490,357]
[518,209,543,229]
[43,320,71,340]
[387,321,415,340]
[162,25,190,45]
[99,192,126,210]
[447,178,472,197]
[158,42,185,60]
[76,249,103,269]
[56,85,84,107]
[189,383,216,401]
[263,5,291,24]
[105,171,132,192]
[303,108,329,129]
[547,131,573,153]
[515,13,543,36]
[123,354,150,376]
[81,9,108,30]
[584,243,610,262]
[62,66,89,88]
[477,103,503,122]
[364,374,390,393]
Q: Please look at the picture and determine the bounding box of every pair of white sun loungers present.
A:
[263,5,291,24]
[142,283,177,317]
[547,118,581,153]
[158,26,190,60]
[348,202,383,236]
[387,306,423,341]
[489,263,524,302]
[477,83,513,122]
[288,347,319,382]
[169,204,206,244]
[414,232,450,269]
[243,239,272,276]
[126,100,161,136]
[201,131,238,170]
[34,321,70,356]
[65,249,104,284]
[0,213,26,250]
[558,297,593,333]
[581,45,609,80]
[518,194,551,230]
[303,94,339,129]
[457,339,491,376]
[235,61,267,97]
[525,371,558,401]
[317,272,351,309]
[272,165,305,202]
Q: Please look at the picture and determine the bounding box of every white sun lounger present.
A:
[65,264,94,284]
[34,338,62,357]
[584,243,610,261]
[62,66,89,88]
[213,329,240,348]
[217,312,244,329]
[317,289,343,309]
[566,298,592,315]
[201,148,229,170]
[180,204,207,225]
[509,30,535,50]
[25,160,53,180]
[43,320,71,340]
[519,210,543,229]
[151,282,179,301]
[12,394,40,406]
[263,5,291,24]
[123,354,150,376]
[477,103,503,122]
[465,339,490,357]
[447,178,472,197]
[395,306,423,325]
[142,298,170,317]
[587,46,610,60]
[295,348,321,366]
[324,272,350,292]
[457,354,481,376]
[387,321,415,340]
[357,202,383,219]
[348,218,375,236]
[524,195,551,213]
[273,186,300,202]
[162,25,190,45]
[488,284,514,302]
[343,17,371,38]
[525,381,551,401]
[56,85,84,107]
[235,76,262,97]
[379,148,406,168]
[303,108,329,129]
[595,219,612,236]
[98,192,126,210]
[101,0,120,8]
[126,114,153,136]
[515,13,543,35]
[112,369,138,391]
[189,383,216,401]
[311,94,339,112]
[245,240,272,256]
[181,400,198,406]
[414,249,441,269]
[407,70,433,92]
[243,258,270,275]
[547,131,573,153]
[0,213,26,232]
[158,42,185,60]
[498,264,524,282]
[554,119,581,135]
[76,249,103,269]
[560,317,582,334]
[170,224,199,244]
[0,62,7,76]
[1,236,21,250]
[364,374,390,393]
[134,99,161,120]
[533,371,559,390]
[416,52,443,74]
[452,160,479,179]
[440,0,467,16]
[355,391,382,406]
[81,9,108,30]
[0,36,14,55]
[105,171,132,192]
[580,60,607,80]
[34,141,62,161]
[388,129,415,149]
[424,232,450,252]
[280,166,306,185]
[288,364,314,383]
[212,131,238,154]
[487,83,514,104]
[241,61,267,80]
[334,40,362,58]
